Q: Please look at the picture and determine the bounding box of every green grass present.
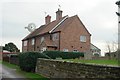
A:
[2,61,19,69]
[63,59,118,66]
[2,61,47,80]
[0,60,2,64]
[17,70,47,80]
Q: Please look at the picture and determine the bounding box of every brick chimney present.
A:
[56,9,63,20]
[45,15,51,24]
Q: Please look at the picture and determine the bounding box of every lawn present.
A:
[2,61,47,80]
[0,60,2,64]
[63,59,119,66]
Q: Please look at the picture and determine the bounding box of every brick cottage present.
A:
[22,9,92,53]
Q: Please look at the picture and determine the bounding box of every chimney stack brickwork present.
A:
[56,9,63,20]
[45,15,51,24]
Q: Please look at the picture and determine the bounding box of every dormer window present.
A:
[52,33,58,41]
[80,36,86,42]
[32,38,35,45]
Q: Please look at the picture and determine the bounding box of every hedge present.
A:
[43,51,84,59]
[19,52,50,72]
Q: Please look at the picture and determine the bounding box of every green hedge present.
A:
[19,52,50,72]
[43,51,84,59]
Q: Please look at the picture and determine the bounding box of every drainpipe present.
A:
[34,38,36,51]
[59,32,61,51]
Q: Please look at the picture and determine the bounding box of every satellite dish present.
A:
[25,23,36,32]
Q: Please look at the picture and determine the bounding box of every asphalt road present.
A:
[0,63,27,80]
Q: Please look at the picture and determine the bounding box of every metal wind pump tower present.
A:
[116,0,120,50]
[116,0,120,65]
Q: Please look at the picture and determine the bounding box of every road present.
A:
[0,63,27,80]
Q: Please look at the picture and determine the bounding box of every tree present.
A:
[106,41,118,53]
[3,42,20,52]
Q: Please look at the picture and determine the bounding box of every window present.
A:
[73,49,78,52]
[63,49,68,52]
[32,38,35,45]
[41,47,47,53]
[23,40,27,46]
[80,36,86,42]
[41,37,45,43]
[52,33,58,41]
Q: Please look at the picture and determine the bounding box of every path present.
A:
[0,63,27,80]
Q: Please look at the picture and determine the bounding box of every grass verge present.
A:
[0,60,2,64]
[63,59,118,66]
[2,61,47,80]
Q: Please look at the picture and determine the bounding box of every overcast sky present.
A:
[0,0,118,56]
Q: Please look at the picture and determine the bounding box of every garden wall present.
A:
[36,58,120,78]
[9,55,19,65]
[3,54,19,65]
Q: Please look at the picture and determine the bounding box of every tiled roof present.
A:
[90,43,101,51]
[23,25,45,40]
[22,16,66,40]
[52,15,75,33]
[22,15,91,40]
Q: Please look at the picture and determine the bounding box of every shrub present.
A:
[19,52,50,72]
[43,51,84,59]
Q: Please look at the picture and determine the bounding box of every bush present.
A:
[43,51,84,59]
[19,52,50,72]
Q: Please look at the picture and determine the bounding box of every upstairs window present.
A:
[32,38,35,45]
[52,33,58,41]
[80,36,86,42]
[41,37,45,43]
[23,40,27,46]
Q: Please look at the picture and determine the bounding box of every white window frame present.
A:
[32,38,35,45]
[52,33,58,41]
[73,49,79,52]
[63,49,69,52]
[23,40,27,46]
[41,47,47,53]
[80,35,86,42]
[41,37,45,43]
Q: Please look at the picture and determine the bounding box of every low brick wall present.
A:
[36,58,120,78]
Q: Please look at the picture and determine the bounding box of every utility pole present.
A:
[116,0,120,66]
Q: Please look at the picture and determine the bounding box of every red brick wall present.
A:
[23,33,60,52]
[35,36,41,51]
[22,17,90,53]
[28,39,34,51]
[60,17,91,52]
[22,41,28,52]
